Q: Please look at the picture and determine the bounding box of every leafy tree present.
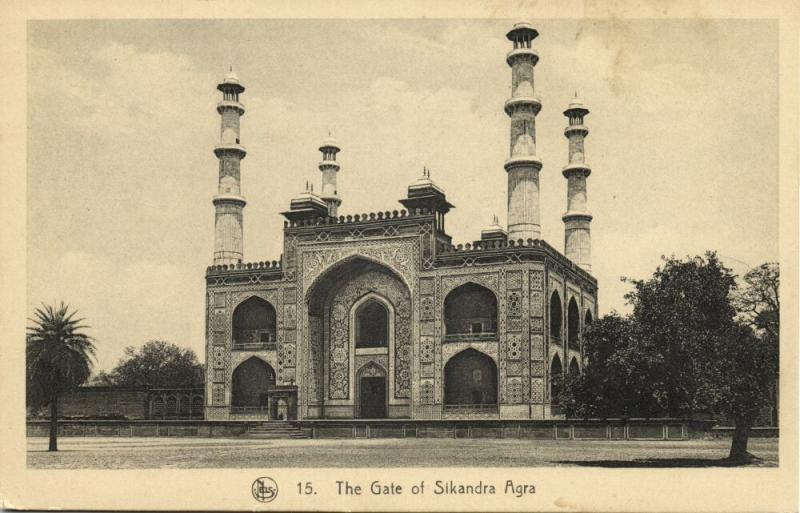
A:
[26,302,96,451]
[733,262,779,341]
[558,313,664,418]
[104,340,203,388]
[561,253,778,463]
[732,262,780,426]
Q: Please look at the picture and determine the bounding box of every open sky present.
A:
[27,19,779,371]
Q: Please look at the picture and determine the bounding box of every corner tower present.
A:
[212,68,247,265]
[318,134,342,217]
[562,95,592,272]
[504,21,543,241]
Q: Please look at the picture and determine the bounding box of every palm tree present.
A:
[26,302,96,451]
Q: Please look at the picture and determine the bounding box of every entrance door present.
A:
[359,377,387,418]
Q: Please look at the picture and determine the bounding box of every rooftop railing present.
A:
[283,207,435,229]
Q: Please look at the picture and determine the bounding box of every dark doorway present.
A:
[231,357,275,408]
[359,376,387,418]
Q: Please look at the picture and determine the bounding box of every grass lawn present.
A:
[27,436,778,469]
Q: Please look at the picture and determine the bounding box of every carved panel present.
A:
[530,291,543,317]
[506,377,524,404]
[212,384,225,405]
[530,317,543,333]
[507,270,523,290]
[508,291,522,317]
[531,334,544,360]
[530,270,544,291]
[420,336,435,363]
[531,378,544,403]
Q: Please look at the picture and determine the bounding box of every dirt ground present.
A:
[27,436,778,469]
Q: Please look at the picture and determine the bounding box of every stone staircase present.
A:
[244,421,309,439]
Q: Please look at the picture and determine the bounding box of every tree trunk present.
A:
[48,397,58,452]
[728,417,751,463]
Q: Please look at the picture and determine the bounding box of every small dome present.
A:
[319,134,340,151]
[568,97,585,110]
[222,69,240,84]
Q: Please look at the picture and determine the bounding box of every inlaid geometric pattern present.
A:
[530,317,543,333]
[507,291,522,317]
[530,291,543,316]
[531,334,544,359]
[507,377,524,404]
[531,378,544,403]
[212,384,225,405]
[420,336,435,363]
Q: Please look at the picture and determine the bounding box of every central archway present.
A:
[305,256,412,418]
[443,348,498,410]
[231,357,275,411]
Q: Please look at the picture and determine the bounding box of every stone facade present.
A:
[205,210,597,421]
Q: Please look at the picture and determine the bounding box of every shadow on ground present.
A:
[556,457,766,468]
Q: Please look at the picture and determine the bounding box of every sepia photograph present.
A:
[1,1,798,511]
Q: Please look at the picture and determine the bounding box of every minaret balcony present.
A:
[212,193,247,207]
[562,211,593,223]
[562,162,591,178]
[504,96,542,116]
[504,155,542,172]
[318,160,340,171]
[214,143,247,159]
[506,48,539,66]
[564,125,589,137]
[216,100,246,115]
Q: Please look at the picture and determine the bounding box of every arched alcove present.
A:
[444,283,498,341]
[569,357,580,375]
[231,357,275,410]
[355,299,389,349]
[232,297,277,348]
[443,349,498,408]
[550,354,563,406]
[550,291,563,344]
[567,297,580,350]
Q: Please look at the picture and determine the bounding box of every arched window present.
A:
[443,349,498,407]
[191,395,204,418]
[550,291,563,343]
[444,283,498,341]
[355,299,389,349]
[550,354,563,405]
[567,298,580,350]
[166,396,178,417]
[585,310,593,326]
[569,357,580,375]
[231,357,275,410]
[232,297,277,348]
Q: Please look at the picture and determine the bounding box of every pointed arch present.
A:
[567,297,580,350]
[231,356,275,408]
[443,348,498,406]
[353,296,390,349]
[569,356,580,375]
[550,291,563,343]
[444,282,498,340]
[550,354,563,405]
[232,296,277,347]
[585,309,594,326]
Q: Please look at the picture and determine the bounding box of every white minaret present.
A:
[504,22,543,241]
[562,94,592,272]
[318,134,342,217]
[212,68,247,265]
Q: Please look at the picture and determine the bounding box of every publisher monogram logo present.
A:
[252,477,278,503]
